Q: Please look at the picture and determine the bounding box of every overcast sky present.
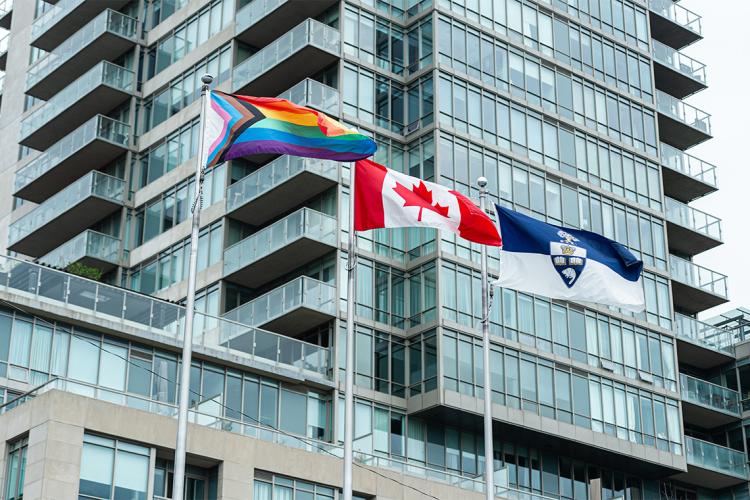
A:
[674,1,750,319]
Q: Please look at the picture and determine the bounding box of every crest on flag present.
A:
[550,230,587,288]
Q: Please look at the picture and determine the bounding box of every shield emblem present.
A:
[550,242,587,288]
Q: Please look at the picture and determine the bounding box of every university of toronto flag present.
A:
[493,205,645,312]
[354,159,501,246]
[202,91,377,169]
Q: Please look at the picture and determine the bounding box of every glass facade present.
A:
[4,438,27,500]
[1,0,739,498]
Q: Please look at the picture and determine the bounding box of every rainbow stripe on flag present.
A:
[203,91,377,168]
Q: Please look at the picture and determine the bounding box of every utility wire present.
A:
[0,298,447,500]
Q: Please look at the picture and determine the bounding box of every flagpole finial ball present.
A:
[477,176,488,188]
[201,74,214,85]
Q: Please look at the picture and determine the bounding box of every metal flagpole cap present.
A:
[201,74,214,85]
[477,176,488,188]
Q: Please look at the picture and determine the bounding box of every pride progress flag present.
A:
[202,91,377,168]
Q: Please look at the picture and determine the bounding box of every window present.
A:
[253,471,355,500]
[4,438,27,500]
[78,434,149,500]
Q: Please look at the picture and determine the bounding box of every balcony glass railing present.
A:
[648,0,702,36]
[660,142,717,188]
[39,230,120,269]
[8,171,125,246]
[20,61,134,139]
[670,255,728,299]
[0,33,8,55]
[680,373,740,415]
[674,313,735,353]
[224,207,337,276]
[26,9,137,90]
[277,78,339,116]
[665,197,722,241]
[233,18,340,90]
[31,0,85,41]
[656,90,711,135]
[236,0,287,34]
[227,156,338,213]
[0,255,332,378]
[15,115,130,195]
[10,377,554,500]
[223,276,336,329]
[685,437,748,479]
[652,39,706,85]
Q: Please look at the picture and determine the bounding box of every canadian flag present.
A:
[354,159,501,246]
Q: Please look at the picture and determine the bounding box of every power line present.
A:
[0,298,446,500]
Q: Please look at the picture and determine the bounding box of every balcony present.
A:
[665,197,722,256]
[660,143,717,202]
[25,9,137,100]
[224,208,337,289]
[674,313,735,369]
[223,276,336,340]
[656,90,711,150]
[277,78,339,116]
[670,255,729,315]
[680,374,740,428]
[0,255,332,382]
[0,33,8,71]
[235,0,338,48]
[652,40,707,99]
[39,230,121,273]
[226,156,338,226]
[19,61,134,151]
[8,171,125,258]
[233,18,340,97]
[31,0,131,51]
[648,0,702,49]
[671,437,749,489]
[14,116,130,204]
[0,0,13,30]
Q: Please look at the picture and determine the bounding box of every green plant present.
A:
[65,262,104,281]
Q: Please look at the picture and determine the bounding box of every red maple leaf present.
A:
[392,180,450,221]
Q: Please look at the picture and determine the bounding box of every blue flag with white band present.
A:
[493,205,645,312]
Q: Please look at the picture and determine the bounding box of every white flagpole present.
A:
[172,73,213,500]
[477,176,495,500]
[343,163,357,500]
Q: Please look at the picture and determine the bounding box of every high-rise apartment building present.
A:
[0,0,744,499]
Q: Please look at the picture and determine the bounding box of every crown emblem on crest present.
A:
[560,245,576,255]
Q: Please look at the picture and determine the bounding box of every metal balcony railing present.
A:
[656,90,711,135]
[277,78,339,116]
[26,9,137,91]
[20,61,134,140]
[680,373,740,416]
[670,255,728,300]
[32,0,85,40]
[223,276,336,329]
[8,172,125,247]
[39,230,120,269]
[660,143,717,189]
[648,0,702,36]
[224,208,337,276]
[685,436,748,479]
[236,0,288,35]
[665,197,722,242]
[0,255,332,378]
[652,39,706,85]
[674,313,735,353]
[226,156,338,214]
[232,18,340,91]
[14,115,130,195]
